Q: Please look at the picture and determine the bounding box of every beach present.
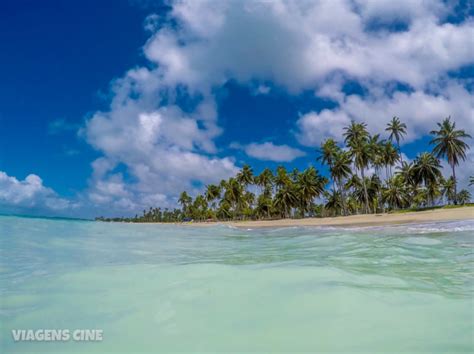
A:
[210,206,474,228]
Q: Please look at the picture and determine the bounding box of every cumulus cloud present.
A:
[83,65,238,211]
[143,0,473,90]
[242,142,306,162]
[0,171,74,213]
[80,0,473,214]
[297,82,474,146]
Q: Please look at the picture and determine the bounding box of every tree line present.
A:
[96,117,472,223]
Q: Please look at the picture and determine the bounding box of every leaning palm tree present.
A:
[430,117,471,204]
[317,138,339,168]
[386,116,407,155]
[330,151,352,215]
[457,189,471,205]
[205,184,221,211]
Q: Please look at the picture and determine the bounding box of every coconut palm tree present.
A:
[382,141,399,178]
[273,183,297,218]
[330,150,352,215]
[344,121,372,213]
[178,191,192,217]
[457,189,471,205]
[386,116,407,155]
[440,176,456,205]
[383,176,409,210]
[396,161,415,186]
[205,184,221,210]
[349,140,372,213]
[236,164,254,187]
[317,138,339,168]
[412,152,442,206]
[255,194,272,219]
[343,121,369,145]
[430,117,471,204]
[223,178,244,218]
[368,134,384,177]
[295,167,327,217]
[324,189,343,216]
[470,176,474,186]
[255,168,274,197]
[275,166,290,191]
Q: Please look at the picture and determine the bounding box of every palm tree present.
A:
[383,176,409,210]
[255,168,274,197]
[255,193,272,219]
[275,166,290,191]
[324,189,342,216]
[368,134,384,177]
[382,141,399,178]
[273,183,297,218]
[386,116,407,156]
[430,117,471,204]
[205,184,221,210]
[317,138,339,168]
[236,164,254,187]
[330,151,352,215]
[396,161,415,187]
[349,141,372,213]
[457,189,471,205]
[440,176,456,205]
[296,167,327,217]
[223,178,244,218]
[344,121,369,145]
[178,191,192,217]
[345,174,363,213]
[469,176,474,186]
[344,121,372,213]
[412,152,442,206]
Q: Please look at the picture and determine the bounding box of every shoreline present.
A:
[182,207,474,229]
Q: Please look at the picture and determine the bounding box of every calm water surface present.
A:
[1,215,473,353]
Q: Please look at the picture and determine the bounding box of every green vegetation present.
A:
[96,117,471,223]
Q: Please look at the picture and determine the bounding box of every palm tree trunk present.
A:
[452,164,457,205]
[360,167,370,214]
[337,178,347,216]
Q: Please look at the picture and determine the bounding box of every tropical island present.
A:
[96,117,473,225]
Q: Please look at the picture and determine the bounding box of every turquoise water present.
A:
[1,215,473,353]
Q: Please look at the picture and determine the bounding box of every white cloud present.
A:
[143,0,474,91]
[83,65,238,212]
[296,82,474,146]
[243,142,306,162]
[79,0,473,214]
[0,171,74,212]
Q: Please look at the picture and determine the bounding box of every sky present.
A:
[0,0,473,218]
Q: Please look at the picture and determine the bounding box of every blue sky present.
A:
[0,0,473,218]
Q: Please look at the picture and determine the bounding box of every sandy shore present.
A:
[188,207,474,229]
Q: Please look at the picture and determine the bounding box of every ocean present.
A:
[1,215,473,353]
